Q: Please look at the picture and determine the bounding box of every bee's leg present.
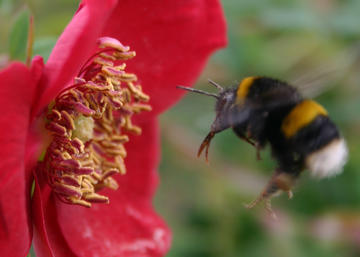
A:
[242,135,256,147]
[264,199,277,220]
[287,189,293,199]
[233,129,263,160]
[245,170,296,218]
[234,129,255,146]
[254,142,262,161]
[243,127,264,161]
[244,180,278,219]
[245,196,278,219]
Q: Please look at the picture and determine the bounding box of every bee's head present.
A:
[211,87,236,133]
[177,80,236,133]
[176,80,234,161]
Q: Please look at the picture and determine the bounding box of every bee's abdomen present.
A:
[286,115,347,178]
[281,100,328,139]
[290,115,340,154]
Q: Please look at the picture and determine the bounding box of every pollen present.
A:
[40,37,151,208]
[72,115,95,142]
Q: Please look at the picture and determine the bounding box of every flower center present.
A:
[41,37,151,207]
[72,115,95,142]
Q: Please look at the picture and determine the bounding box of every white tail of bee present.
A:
[306,138,348,178]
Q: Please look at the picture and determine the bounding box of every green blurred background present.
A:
[2,0,360,256]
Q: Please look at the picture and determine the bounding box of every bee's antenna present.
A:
[176,86,219,99]
[208,79,224,91]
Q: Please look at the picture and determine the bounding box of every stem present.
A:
[25,15,34,67]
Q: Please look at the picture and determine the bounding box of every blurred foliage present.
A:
[2,0,360,257]
[0,0,77,62]
[8,7,30,61]
[158,0,360,257]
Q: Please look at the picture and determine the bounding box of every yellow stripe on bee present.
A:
[236,76,257,102]
[281,100,328,138]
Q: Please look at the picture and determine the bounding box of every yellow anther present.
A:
[68,197,92,208]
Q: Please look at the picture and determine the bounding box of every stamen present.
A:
[41,37,151,207]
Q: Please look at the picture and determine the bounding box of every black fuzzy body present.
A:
[223,77,341,178]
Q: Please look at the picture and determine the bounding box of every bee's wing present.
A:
[291,43,360,98]
[258,86,302,110]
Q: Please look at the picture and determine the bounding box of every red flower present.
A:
[0,0,226,256]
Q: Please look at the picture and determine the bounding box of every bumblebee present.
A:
[177,76,348,216]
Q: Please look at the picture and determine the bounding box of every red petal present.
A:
[0,62,39,256]
[27,56,46,168]
[102,0,227,120]
[34,0,118,117]
[33,120,171,257]
[32,1,226,255]
[32,174,75,257]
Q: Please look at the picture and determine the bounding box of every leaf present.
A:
[33,37,57,62]
[9,8,30,61]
